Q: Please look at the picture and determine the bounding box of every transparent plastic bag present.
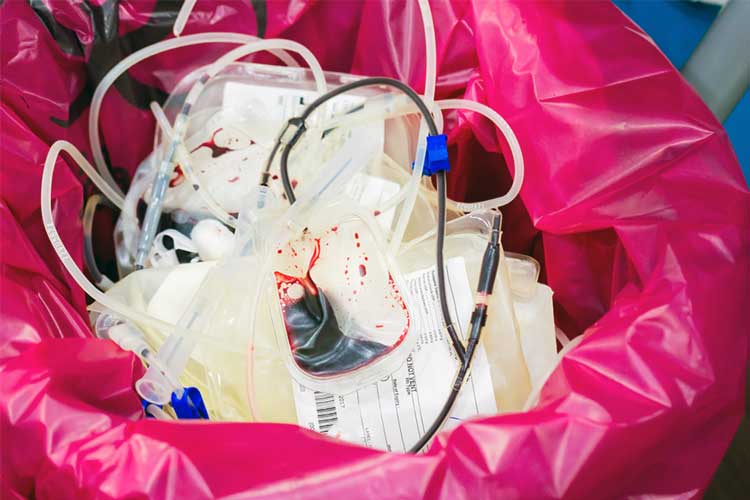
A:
[268,203,419,391]
[397,211,532,412]
[505,253,557,391]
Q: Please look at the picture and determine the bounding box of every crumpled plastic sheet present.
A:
[1,1,748,498]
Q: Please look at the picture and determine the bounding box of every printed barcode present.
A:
[314,391,338,434]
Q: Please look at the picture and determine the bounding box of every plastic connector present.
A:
[141,399,162,418]
[280,117,307,145]
[170,387,209,419]
[422,134,450,176]
[413,134,450,176]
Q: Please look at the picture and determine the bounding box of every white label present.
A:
[223,81,365,123]
[292,257,497,451]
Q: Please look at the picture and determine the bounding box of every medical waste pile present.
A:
[41,0,560,453]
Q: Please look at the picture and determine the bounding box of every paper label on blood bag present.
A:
[291,257,497,452]
[344,174,400,231]
[223,81,365,123]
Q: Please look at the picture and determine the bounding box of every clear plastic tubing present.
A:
[46,140,125,210]
[173,0,197,37]
[436,99,525,210]
[387,0,439,251]
[171,0,437,101]
[88,32,300,196]
[417,0,437,102]
[41,140,177,334]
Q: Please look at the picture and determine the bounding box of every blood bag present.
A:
[268,204,419,392]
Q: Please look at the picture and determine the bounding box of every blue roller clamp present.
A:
[413,134,451,176]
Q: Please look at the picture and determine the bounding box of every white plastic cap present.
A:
[191,219,234,261]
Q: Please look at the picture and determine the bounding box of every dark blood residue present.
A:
[272,174,279,180]
[190,128,242,158]
[373,210,381,216]
[275,239,390,375]
[358,264,367,277]
[169,165,184,187]
[291,179,298,189]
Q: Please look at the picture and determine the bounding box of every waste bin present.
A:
[1,1,748,498]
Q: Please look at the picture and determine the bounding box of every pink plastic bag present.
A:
[1,1,748,498]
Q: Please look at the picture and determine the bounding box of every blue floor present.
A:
[614,0,749,184]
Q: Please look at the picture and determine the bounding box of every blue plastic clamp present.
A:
[170,387,209,420]
[418,134,450,176]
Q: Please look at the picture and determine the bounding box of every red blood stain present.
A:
[275,239,322,303]
[354,232,359,239]
[169,165,184,187]
[373,210,381,216]
[272,174,279,180]
[277,249,283,254]
[388,273,411,342]
[358,264,367,277]
[190,128,241,158]
[291,179,299,189]
[356,242,360,248]
[227,176,240,183]
[375,324,384,329]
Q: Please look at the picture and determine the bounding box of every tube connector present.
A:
[281,117,307,145]
[476,213,502,296]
